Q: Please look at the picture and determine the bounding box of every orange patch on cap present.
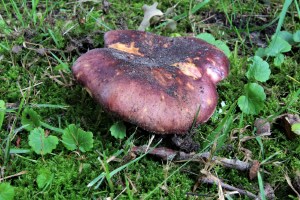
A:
[108,42,144,56]
[171,62,202,80]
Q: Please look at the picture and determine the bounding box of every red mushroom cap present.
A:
[72,30,229,134]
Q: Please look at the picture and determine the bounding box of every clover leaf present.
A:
[0,183,14,200]
[28,128,59,155]
[246,56,270,82]
[21,108,41,131]
[109,121,126,139]
[238,83,266,115]
[196,33,231,58]
[62,124,94,152]
[0,100,5,130]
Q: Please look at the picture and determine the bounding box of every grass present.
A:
[0,0,300,199]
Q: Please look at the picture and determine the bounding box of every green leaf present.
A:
[265,36,291,57]
[21,108,41,131]
[278,31,294,44]
[110,121,126,139]
[28,128,59,155]
[293,30,300,42]
[246,56,270,82]
[196,33,231,57]
[196,33,215,43]
[0,100,5,130]
[274,53,284,67]
[62,124,94,152]
[255,48,266,58]
[0,183,14,200]
[292,123,300,135]
[37,169,53,189]
[238,83,266,115]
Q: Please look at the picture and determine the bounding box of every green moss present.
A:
[1,0,300,199]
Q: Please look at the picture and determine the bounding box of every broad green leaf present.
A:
[196,33,231,57]
[293,30,300,42]
[246,56,270,82]
[265,36,291,56]
[0,183,14,200]
[110,121,126,139]
[0,100,5,130]
[238,83,266,115]
[21,108,41,131]
[292,123,300,135]
[28,128,59,155]
[274,53,284,67]
[62,124,94,152]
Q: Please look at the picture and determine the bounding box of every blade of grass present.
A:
[257,171,266,200]
[49,51,70,72]
[261,152,281,165]
[9,149,31,154]
[10,0,25,26]
[295,0,300,19]
[0,100,5,130]
[40,122,64,134]
[274,0,293,37]
[203,101,237,151]
[30,104,69,109]
[1,0,10,19]
[88,140,161,189]
[48,29,61,48]
[32,0,40,25]
[4,91,26,165]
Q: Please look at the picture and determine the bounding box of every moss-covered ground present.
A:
[0,0,300,199]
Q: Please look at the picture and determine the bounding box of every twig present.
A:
[131,146,252,171]
[0,171,27,181]
[199,176,257,199]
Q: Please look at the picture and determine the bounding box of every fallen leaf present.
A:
[12,45,22,54]
[277,114,300,140]
[249,160,260,180]
[254,118,271,136]
[138,2,163,31]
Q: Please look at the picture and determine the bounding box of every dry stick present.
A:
[131,146,252,171]
[0,171,27,181]
[200,176,257,199]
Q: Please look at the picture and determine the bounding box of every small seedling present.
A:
[238,83,266,115]
[62,124,94,152]
[196,33,231,58]
[0,182,14,200]
[28,128,59,155]
[246,56,270,82]
[109,121,126,139]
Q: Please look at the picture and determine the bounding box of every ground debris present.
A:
[254,118,271,136]
[131,145,253,171]
[276,113,300,140]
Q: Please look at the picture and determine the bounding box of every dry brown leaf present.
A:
[138,2,163,31]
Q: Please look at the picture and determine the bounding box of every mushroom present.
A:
[72,30,229,134]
